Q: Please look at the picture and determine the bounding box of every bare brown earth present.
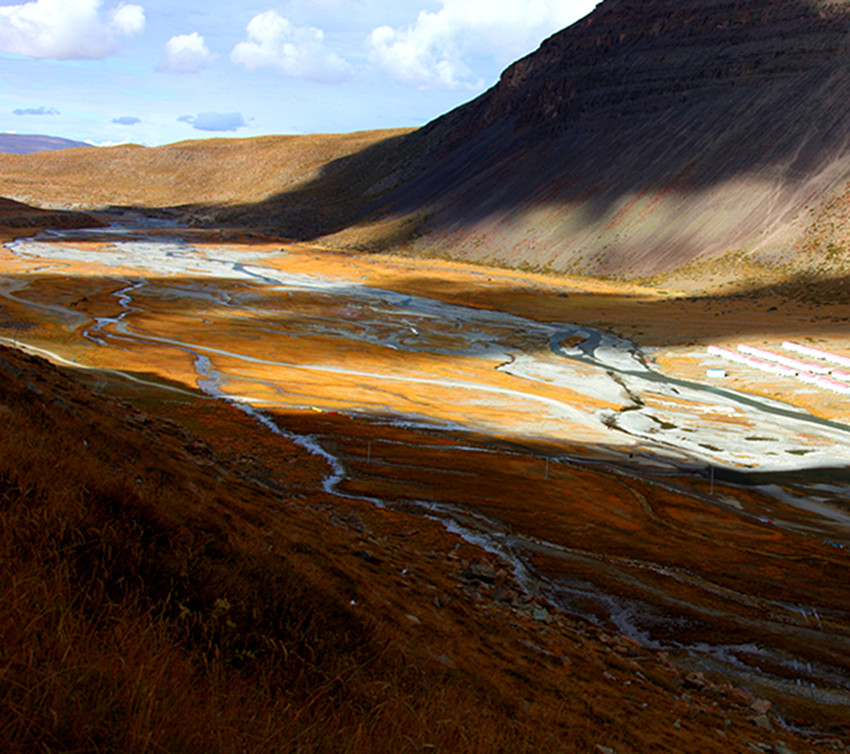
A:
[2,223,850,751]
[0,129,410,221]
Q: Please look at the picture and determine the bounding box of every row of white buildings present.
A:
[707,341,850,396]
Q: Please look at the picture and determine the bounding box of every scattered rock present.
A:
[684,671,708,689]
[532,607,550,623]
[492,586,516,603]
[356,550,382,566]
[435,654,455,668]
[750,698,772,715]
[461,562,498,583]
[612,635,644,657]
[751,714,772,730]
[336,513,366,532]
[774,743,796,754]
[595,746,616,754]
[731,687,756,706]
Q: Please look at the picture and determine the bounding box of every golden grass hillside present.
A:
[0,129,411,217]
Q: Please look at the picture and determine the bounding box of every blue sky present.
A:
[1,0,598,146]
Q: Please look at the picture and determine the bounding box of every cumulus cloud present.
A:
[13,106,60,115]
[231,10,352,83]
[178,112,249,132]
[161,31,214,73]
[369,0,595,89]
[0,0,145,60]
[112,115,140,125]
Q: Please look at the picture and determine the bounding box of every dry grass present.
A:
[0,131,411,215]
[1,343,826,752]
[0,346,624,753]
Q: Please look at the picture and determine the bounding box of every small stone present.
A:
[436,653,455,668]
[461,563,498,583]
[532,607,550,622]
[684,671,708,689]
[356,550,381,566]
[751,714,772,730]
[774,743,796,754]
[595,746,616,754]
[673,719,681,729]
[406,613,421,624]
[731,687,756,705]
[750,698,772,715]
[492,586,515,603]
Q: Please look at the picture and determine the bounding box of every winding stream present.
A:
[4,223,850,713]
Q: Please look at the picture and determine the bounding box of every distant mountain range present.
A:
[0,133,91,155]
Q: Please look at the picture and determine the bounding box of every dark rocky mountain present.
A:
[242,0,850,282]
[0,133,91,155]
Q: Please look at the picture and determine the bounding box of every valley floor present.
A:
[2,220,850,749]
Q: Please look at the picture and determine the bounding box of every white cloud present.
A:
[0,0,145,60]
[13,105,60,115]
[231,10,352,83]
[110,2,143,35]
[178,112,249,132]
[161,31,214,73]
[112,115,140,125]
[368,0,596,89]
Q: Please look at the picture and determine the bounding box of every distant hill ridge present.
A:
[0,133,91,155]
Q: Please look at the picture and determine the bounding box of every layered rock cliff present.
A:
[358,0,850,280]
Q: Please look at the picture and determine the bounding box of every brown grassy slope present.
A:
[0,344,826,753]
[0,129,411,219]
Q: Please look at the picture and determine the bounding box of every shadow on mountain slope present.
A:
[197,0,850,276]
